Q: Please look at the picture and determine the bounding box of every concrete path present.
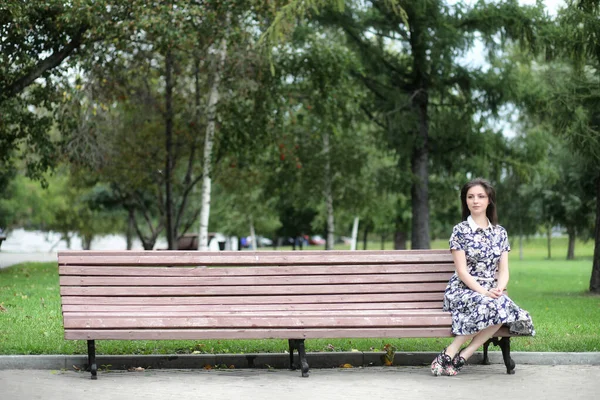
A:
[1,365,599,400]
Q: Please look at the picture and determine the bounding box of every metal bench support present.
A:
[482,336,515,374]
[288,339,309,377]
[87,340,97,380]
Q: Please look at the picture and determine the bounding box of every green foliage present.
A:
[0,170,125,246]
[0,175,57,230]
[3,0,596,260]
[0,1,139,190]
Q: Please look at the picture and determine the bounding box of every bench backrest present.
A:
[58,250,456,340]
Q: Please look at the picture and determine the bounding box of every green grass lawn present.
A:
[1,237,598,355]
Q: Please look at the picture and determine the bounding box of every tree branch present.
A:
[360,104,387,130]
[5,25,88,99]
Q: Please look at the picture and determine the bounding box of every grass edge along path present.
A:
[1,247,599,355]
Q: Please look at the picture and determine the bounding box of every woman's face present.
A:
[466,184,489,218]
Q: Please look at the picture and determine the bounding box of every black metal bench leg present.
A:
[297,339,309,377]
[87,340,97,380]
[288,339,309,377]
[288,339,297,370]
[482,337,516,374]
[498,336,516,374]
[482,339,492,365]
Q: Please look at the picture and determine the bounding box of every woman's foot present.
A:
[430,349,457,376]
[452,349,466,373]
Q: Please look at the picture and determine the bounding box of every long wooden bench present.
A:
[57,250,521,379]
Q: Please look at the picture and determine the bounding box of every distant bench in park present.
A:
[57,250,523,379]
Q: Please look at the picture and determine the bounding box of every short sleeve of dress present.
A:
[499,226,511,253]
[449,224,466,251]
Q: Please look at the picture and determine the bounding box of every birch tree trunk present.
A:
[249,216,257,251]
[350,216,359,251]
[323,131,335,250]
[198,14,230,251]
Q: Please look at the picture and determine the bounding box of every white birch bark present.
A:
[198,13,230,251]
[350,216,360,251]
[249,216,257,251]
[323,132,335,250]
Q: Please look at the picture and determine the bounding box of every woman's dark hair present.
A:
[460,178,498,225]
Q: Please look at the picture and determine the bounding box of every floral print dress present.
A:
[443,217,535,336]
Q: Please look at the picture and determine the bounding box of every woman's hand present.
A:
[486,288,503,299]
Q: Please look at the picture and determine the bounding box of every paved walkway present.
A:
[1,365,599,400]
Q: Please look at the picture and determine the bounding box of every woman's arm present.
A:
[452,250,490,295]
[495,251,509,292]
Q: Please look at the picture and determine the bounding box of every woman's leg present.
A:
[445,334,473,358]
[460,323,502,360]
[431,334,473,376]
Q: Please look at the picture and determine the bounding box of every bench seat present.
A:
[58,250,519,378]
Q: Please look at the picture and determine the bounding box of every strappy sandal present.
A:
[452,348,466,373]
[431,348,457,376]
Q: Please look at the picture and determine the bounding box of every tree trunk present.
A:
[590,177,600,293]
[198,14,230,250]
[381,234,386,250]
[165,47,176,250]
[394,196,408,250]
[409,13,430,250]
[350,216,359,251]
[547,223,552,259]
[126,209,134,250]
[173,54,204,240]
[82,234,93,250]
[566,227,575,260]
[410,141,430,249]
[394,230,407,250]
[323,131,335,250]
[363,224,369,250]
[249,216,257,251]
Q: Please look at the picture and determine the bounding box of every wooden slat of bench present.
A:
[63,327,453,340]
[64,314,452,329]
[59,282,448,296]
[64,327,523,341]
[59,272,452,287]
[62,302,443,312]
[59,250,449,257]
[58,250,452,266]
[64,309,449,318]
[59,264,455,277]
[60,293,445,305]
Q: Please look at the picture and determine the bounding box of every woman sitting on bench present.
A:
[431,178,535,376]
